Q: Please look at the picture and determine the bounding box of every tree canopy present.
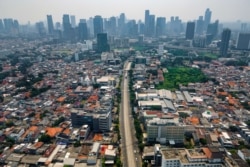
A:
[157,67,208,90]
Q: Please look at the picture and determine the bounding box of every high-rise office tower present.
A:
[236,33,250,50]
[147,15,155,37]
[78,22,88,41]
[0,19,4,32]
[109,17,117,36]
[97,33,110,53]
[62,14,72,39]
[126,20,138,37]
[3,18,14,33]
[169,16,182,35]
[36,21,46,36]
[47,15,54,35]
[79,19,86,23]
[70,15,76,28]
[204,8,212,31]
[138,20,145,35]
[144,10,155,37]
[220,28,231,57]
[144,10,150,35]
[93,15,103,37]
[87,17,94,38]
[186,21,195,40]
[144,10,156,37]
[13,20,19,34]
[241,23,248,32]
[105,17,116,36]
[206,20,219,44]
[156,17,166,37]
[55,22,61,30]
[117,13,126,36]
[196,16,204,35]
[118,13,126,36]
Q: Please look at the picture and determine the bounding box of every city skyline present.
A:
[0,0,250,24]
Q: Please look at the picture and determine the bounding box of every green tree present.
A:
[179,112,189,119]
[73,140,81,147]
[6,137,15,147]
[0,94,4,103]
[200,138,207,145]
[138,143,145,153]
[39,134,52,143]
[115,157,122,167]
[5,121,14,127]
[52,116,65,127]
[229,126,238,132]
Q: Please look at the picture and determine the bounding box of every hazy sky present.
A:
[0,0,250,24]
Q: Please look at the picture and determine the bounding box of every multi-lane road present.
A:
[120,62,138,167]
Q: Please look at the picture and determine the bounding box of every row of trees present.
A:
[128,65,144,153]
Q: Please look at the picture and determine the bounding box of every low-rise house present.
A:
[104,145,116,160]
[8,127,25,141]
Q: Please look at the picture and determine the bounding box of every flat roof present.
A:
[138,100,162,107]
[21,155,41,164]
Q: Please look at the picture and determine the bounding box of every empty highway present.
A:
[120,62,137,167]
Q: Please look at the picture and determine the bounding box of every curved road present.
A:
[120,62,137,167]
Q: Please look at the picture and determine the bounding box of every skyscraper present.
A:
[220,28,231,57]
[241,23,248,32]
[138,20,145,35]
[118,13,125,36]
[148,15,155,37]
[109,17,117,36]
[87,17,94,38]
[97,33,110,53]
[169,16,183,35]
[144,10,150,36]
[156,17,166,37]
[62,14,72,39]
[13,20,19,34]
[55,22,61,30]
[186,22,195,40]
[105,17,117,36]
[3,18,13,33]
[79,19,86,23]
[196,16,204,35]
[70,15,76,28]
[126,20,138,37]
[206,20,219,44]
[93,15,103,37]
[47,15,54,35]
[204,8,212,31]
[78,22,88,41]
[0,19,4,32]
[144,10,155,37]
[36,21,46,36]
[236,33,250,50]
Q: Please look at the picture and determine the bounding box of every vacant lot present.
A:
[156,67,207,90]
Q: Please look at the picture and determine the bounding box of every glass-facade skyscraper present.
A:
[93,15,103,37]
[204,8,212,31]
[62,14,72,40]
[156,17,166,37]
[47,15,54,35]
[220,28,231,57]
[97,33,110,53]
[186,21,195,40]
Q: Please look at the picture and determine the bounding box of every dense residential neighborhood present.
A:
[0,6,250,167]
[0,34,250,167]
